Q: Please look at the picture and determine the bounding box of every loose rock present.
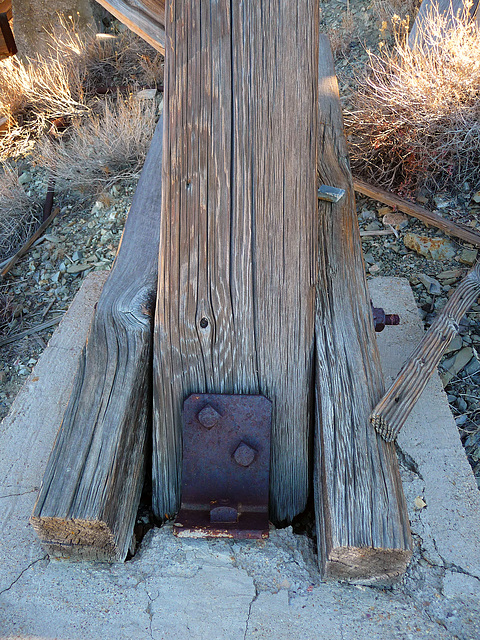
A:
[459,248,478,267]
[404,233,456,261]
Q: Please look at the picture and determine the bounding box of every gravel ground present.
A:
[1,6,479,493]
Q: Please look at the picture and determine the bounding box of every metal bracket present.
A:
[317,185,346,203]
[174,394,272,539]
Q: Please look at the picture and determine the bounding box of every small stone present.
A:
[441,347,474,385]
[377,206,393,216]
[363,252,376,265]
[91,201,104,214]
[359,209,376,221]
[416,273,442,295]
[365,221,382,232]
[414,496,427,509]
[369,264,381,274]
[66,263,91,274]
[136,88,157,100]
[437,269,464,281]
[72,250,84,262]
[383,211,409,230]
[456,397,468,413]
[472,191,480,204]
[444,335,463,354]
[404,233,456,261]
[456,414,468,427]
[458,248,478,266]
[18,171,31,185]
[434,194,450,209]
[464,358,480,377]
[416,195,429,205]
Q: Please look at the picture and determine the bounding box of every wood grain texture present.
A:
[353,178,480,247]
[94,0,165,53]
[314,35,411,584]
[31,116,163,561]
[372,261,480,441]
[153,0,318,523]
[409,0,480,49]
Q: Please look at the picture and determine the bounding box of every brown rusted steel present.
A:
[42,175,55,223]
[174,393,272,539]
[371,303,400,332]
[0,9,17,59]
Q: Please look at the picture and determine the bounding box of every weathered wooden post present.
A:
[153,0,319,524]
[31,0,412,582]
[152,1,411,584]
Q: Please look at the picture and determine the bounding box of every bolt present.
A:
[197,404,220,429]
[233,442,256,467]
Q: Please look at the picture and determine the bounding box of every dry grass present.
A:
[36,95,159,194]
[345,4,480,195]
[0,18,163,257]
[373,0,421,36]
[0,164,40,261]
[0,18,163,160]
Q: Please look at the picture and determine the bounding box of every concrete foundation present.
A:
[1,274,479,639]
[12,0,100,58]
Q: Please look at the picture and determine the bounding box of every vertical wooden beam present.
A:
[153,0,318,523]
[31,116,163,561]
[314,35,412,585]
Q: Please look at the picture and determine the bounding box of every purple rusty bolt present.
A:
[197,405,221,429]
[371,302,400,333]
[233,442,257,467]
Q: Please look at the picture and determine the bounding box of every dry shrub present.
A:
[36,95,159,195]
[0,284,14,335]
[373,0,421,34]
[0,164,40,261]
[0,18,163,160]
[345,5,480,195]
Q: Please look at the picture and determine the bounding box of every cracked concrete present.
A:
[0,274,479,639]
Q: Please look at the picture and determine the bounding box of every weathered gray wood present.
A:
[372,261,480,441]
[94,0,165,53]
[31,115,163,561]
[153,0,318,523]
[409,0,480,49]
[314,35,412,585]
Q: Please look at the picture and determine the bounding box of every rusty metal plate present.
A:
[174,394,272,539]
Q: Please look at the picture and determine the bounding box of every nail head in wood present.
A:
[317,185,346,203]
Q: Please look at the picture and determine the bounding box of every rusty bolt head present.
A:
[233,442,256,467]
[197,405,221,429]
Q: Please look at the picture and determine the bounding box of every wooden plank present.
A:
[409,0,480,49]
[0,315,64,347]
[153,0,318,523]
[314,35,412,585]
[30,115,163,561]
[94,0,165,53]
[354,178,480,248]
[0,272,108,590]
[372,261,480,441]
